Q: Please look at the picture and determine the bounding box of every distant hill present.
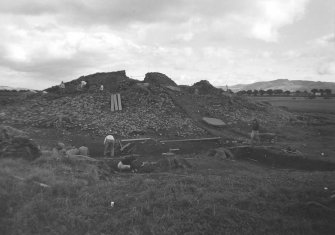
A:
[0,86,34,91]
[227,79,335,92]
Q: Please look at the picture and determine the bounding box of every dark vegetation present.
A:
[236,88,332,97]
[1,153,335,235]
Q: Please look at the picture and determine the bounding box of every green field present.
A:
[250,97,335,114]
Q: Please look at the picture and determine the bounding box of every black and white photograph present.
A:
[0,0,335,234]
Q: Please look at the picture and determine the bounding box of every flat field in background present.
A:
[250,96,335,113]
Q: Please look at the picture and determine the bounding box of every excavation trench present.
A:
[67,137,335,172]
[31,129,335,172]
[230,146,335,171]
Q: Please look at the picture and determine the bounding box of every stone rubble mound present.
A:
[1,72,206,137]
[1,71,293,138]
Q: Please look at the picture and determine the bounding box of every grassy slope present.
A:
[1,153,335,235]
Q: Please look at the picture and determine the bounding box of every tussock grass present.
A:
[1,152,335,234]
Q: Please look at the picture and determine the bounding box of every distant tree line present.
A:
[236,88,332,97]
[310,88,332,97]
[0,89,31,93]
[236,89,291,96]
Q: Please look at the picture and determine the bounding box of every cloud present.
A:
[315,34,335,46]
[250,0,309,42]
[1,0,333,89]
[318,61,335,75]
[282,50,301,59]
[0,0,186,25]
[0,1,59,15]
[0,21,142,87]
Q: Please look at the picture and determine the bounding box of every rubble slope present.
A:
[1,71,293,140]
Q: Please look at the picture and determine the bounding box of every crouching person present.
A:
[104,133,115,157]
[118,155,137,172]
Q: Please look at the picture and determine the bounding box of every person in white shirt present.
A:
[80,81,87,89]
[104,133,115,157]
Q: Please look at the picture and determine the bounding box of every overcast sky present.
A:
[0,0,334,89]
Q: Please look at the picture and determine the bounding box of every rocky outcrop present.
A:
[192,80,221,95]
[144,72,177,86]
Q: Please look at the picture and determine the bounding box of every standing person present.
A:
[99,85,104,92]
[104,132,115,157]
[80,80,87,89]
[250,118,260,146]
[59,81,65,94]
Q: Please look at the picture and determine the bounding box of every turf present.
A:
[250,97,335,114]
[1,153,335,235]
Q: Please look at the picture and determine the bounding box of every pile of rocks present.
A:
[144,72,177,86]
[45,70,133,94]
[0,125,41,160]
[1,71,292,138]
[1,81,205,137]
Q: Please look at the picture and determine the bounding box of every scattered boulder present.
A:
[56,142,65,150]
[78,146,89,156]
[202,117,226,127]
